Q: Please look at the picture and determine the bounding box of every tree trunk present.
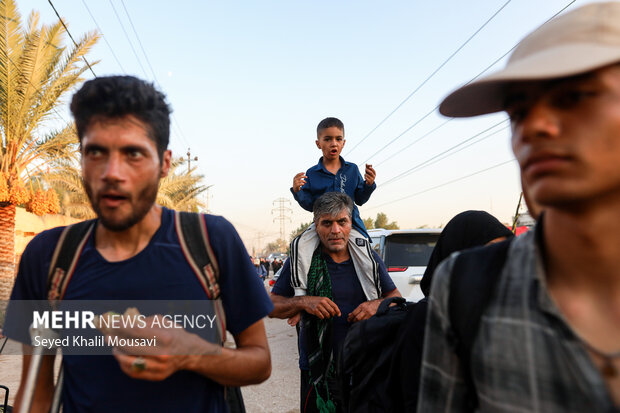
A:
[0,203,16,300]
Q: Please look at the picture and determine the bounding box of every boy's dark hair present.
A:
[317,117,345,136]
[70,76,171,160]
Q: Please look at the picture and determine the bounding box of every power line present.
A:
[375,119,452,167]
[362,104,437,164]
[369,159,515,210]
[381,119,509,187]
[402,125,509,176]
[458,0,576,87]
[168,113,192,152]
[114,0,191,150]
[345,0,512,157]
[362,2,578,212]
[120,0,158,82]
[107,0,148,78]
[47,0,97,77]
[80,0,126,73]
[357,0,577,167]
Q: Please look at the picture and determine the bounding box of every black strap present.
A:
[376,296,406,316]
[449,238,512,409]
[47,219,96,304]
[175,212,244,412]
[175,211,222,300]
[178,212,215,277]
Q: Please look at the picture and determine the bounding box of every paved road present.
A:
[242,316,301,413]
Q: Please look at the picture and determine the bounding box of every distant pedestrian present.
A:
[257,259,268,281]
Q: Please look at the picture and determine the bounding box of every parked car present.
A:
[368,228,441,302]
[267,253,287,262]
[269,267,282,288]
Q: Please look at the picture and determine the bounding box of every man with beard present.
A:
[3,76,272,412]
[270,192,400,413]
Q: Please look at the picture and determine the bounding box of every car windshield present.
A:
[384,233,438,267]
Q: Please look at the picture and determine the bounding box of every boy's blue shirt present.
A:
[290,156,376,238]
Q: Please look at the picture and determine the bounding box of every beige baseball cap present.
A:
[439,2,620,118]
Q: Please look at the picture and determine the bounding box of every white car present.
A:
[368,228,441,302]
[267,253,288,262]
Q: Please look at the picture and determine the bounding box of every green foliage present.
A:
[43,162,95,219]
[374,212,389,228]
[289,221,312,241]
[363,217,374,229]
[372,212,399,230]
[157,158,208,212]
[0,0,99,182]
[43,157,209,218]
[384,221,400,230]
[263,238,287,255]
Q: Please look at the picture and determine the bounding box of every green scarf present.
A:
[305,248,336,413]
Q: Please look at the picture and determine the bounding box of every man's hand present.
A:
[103,314,221,381]
[292,172,307,192]
[364,164,376,186]
[287,313,301,326]
[301,296,341,319]
[270,293,340,321]
[347,299,382,323]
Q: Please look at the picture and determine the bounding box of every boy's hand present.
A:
[365,164,376,186]
[292,172,307,192]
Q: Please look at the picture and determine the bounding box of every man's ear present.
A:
[315,139,321,149]
[160,150,172,178]
[342,139,346,147]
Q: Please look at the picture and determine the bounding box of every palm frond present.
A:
[0,0,98,183]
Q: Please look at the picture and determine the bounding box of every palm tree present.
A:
[0,0,99,298]
[44,157,209,218]
[157,158,209,212]
[43,161,96,219]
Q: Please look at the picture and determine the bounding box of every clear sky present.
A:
[17,0,593,252]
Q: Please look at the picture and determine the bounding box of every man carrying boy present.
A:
[3,76,272,412]
[418,3,620,411]
[290,118,379,300]
[270,192,400,413]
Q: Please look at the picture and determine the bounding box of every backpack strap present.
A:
[448,238,512,409]
[47,220,96,306]
[46,213,227,339]
[174,211,226,339]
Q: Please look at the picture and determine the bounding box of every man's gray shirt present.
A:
[417,226,617,412]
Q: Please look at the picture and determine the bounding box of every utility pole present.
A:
[255,231,265,255]
[204,185,213,214]
[187,147,198,174]
[271,198,292,243]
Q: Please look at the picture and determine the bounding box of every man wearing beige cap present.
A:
[418,2,620,412]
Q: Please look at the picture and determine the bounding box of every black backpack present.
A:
[339,239,512,413]
[338,296,414,412]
